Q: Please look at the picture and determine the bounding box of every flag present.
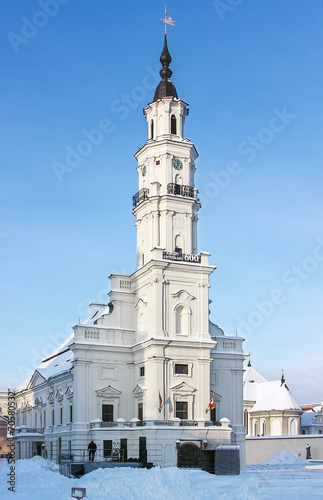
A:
[205,393,214,413]
[158,391,163,412]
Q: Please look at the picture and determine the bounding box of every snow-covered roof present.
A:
[82,303,109,326]
[244,365,302,412]
[15,334,74,392]
[244,365,268,401]
[252,380,301,412]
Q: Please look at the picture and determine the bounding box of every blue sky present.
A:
[1,1,322,404]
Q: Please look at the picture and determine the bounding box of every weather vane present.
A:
[161,6,175,35]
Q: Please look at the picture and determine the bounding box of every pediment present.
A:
[28,370,45,390]
[170,381,197,394]
[135,297,148,309]
[133,384,146,396]
[34,396,43,405]
[96,385,121,397]
[171,290,196,301]
[47,392,54,402]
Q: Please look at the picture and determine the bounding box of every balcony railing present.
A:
[133,188,149,207]
[167,183,195,198]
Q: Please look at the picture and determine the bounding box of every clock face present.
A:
[172,157,183,171]
[142,165,147,177]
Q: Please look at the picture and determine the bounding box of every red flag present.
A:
[209,393,214,410]
[159,391,163,411]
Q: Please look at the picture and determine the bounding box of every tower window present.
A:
[139,366,145,377]
[150,120,154,139]
[175,364,188,375]
[171,115,177,135]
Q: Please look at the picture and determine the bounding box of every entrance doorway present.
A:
[177,442,201,468]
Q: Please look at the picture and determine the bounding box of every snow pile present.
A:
[262,450,307,466]
[1,454,323,500]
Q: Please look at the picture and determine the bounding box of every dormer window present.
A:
[171,115,177,135]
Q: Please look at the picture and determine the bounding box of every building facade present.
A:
[13,35,246,469]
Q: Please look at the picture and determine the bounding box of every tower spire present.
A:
[154,9,178,102]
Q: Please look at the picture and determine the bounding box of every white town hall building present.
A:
[13,33,247,469]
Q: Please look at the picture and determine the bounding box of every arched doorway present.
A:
[177,442,201,468]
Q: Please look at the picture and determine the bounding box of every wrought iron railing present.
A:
[167,183,195,198]
[58,448,125,464]
[152,420,174,426]
[16,427,44,434]
[133,188,149,207]
[179,420,198,427]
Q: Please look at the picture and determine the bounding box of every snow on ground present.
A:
[261,449,307,466]
[1,452,323,500]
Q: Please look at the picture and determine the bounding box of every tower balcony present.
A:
[167,183,195,198]
[133,188,149,207]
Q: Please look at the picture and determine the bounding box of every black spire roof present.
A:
[153,34,178,102]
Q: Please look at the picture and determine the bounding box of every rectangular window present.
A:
[43,411,46,427]
[211,407,216,423]
[52,409,54,426]
[70,405,73,423]
[139,366,145,377]
[60,407,63,424]
[138,403,143,421]
[176,401,188,420]
[35,414,37,428]
[103,440,112,459]
[175,364,188,375]
[156,160,160,165]
[102,404,113,422]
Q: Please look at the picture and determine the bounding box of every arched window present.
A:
[175,234,183,255]
[244,409,249,435]
[253,420,258,437]
[290,419,297,436]
[261,420,266,436]
[171,115,177,135]
[175,305,190,335]
[150,120,154,139]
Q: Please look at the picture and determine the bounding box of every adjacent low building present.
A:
[301,403,323,435]
[243,363,302,437]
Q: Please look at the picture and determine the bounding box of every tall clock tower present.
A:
[133,35,200,268]
[131,34,216,420]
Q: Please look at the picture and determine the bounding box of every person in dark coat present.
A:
[88,440,97,462]
[306,443,312,460]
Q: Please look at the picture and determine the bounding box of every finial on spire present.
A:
[161,6,175,35]
[153,12,178,102]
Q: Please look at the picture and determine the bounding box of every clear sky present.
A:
[1,1,322,404]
